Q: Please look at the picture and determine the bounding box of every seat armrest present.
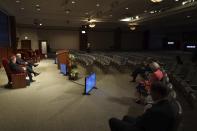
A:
[11,73,27,88]
[185,80,190,83]
[176,73,184,76]
[190,85,197,90]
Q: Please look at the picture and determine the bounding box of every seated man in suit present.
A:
[16,53,40,76]
[131,60,152,82]
[9,55,36,82]
[109,82,179,131]
[135,62,164,104]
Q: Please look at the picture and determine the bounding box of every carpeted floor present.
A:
[0,60,143,131]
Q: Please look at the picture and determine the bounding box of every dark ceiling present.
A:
[0,0,197,29]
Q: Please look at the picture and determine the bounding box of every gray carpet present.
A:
[0,60,143,131]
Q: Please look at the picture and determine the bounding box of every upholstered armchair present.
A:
[2,58,27,89]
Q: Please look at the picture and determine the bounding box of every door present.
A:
[21,40,31,49]
[39,40,47,54]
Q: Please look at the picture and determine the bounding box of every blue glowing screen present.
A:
[60,64,67,75]
[85,73,96,94]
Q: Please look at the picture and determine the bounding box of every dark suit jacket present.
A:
[9,61,24,73]
[134,100,179,131]
[16,58,26,65]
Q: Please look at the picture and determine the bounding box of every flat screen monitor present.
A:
[60,63,67,75]
[85,73,96,94]
[0,10,10,47]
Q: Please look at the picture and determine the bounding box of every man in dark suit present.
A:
[9,55,35,82]
[16,53,40,77]
[109,82,180,131]
[131,60,152,82]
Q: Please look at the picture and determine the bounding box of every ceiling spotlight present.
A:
[71,1,76,4]
[89,23,96,28]
[36,4,40,7]
[21,7,24,10]
[16,0,20,3]
[109,14,113,17]
[135,16,139,19]
[175,0,179,1]
[81,31,86,34]
[125,7,129,10]
[36,8,41,11]
[25,36,28,40]
[187,15,191,18]
[65,9,71,14]
[96,3,100,7]
[85,12,89,15]
[39,23,43,26]
[150,0,163,3]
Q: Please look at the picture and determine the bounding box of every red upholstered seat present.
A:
[2,58,27,89]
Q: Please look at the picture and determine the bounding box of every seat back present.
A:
[2,58,12,82]
[171,100,183,131]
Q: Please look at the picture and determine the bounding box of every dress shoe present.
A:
[135,99,141,104]
[30,79,36,82]
[34,64,39,67]
[34,73,40,77]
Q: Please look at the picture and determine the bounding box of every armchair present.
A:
[2,58,27,89]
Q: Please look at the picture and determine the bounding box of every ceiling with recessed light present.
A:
[0,0,197,28]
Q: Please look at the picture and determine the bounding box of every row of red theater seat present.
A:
[1,49,44,89]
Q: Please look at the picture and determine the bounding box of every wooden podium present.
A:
[56,50,71,72]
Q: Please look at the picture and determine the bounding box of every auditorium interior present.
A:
[0,0,197,131]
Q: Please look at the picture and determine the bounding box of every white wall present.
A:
[16,28,79,51]
[17,28,39,50]
[16,27,145,51]
[38,30,79,50]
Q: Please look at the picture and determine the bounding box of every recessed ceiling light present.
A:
[82,31,86,34]
[125,7,129,10]
[65,9,71,14]
[21,7,24,10]
[39,23,42,26]
[109,14,113,17]
[25,36,28,40]
[187,15,191,18]
[36,4,40,7]
[96,3,100,7]
[71,1,76,4]
[16,0,20,3]
[37,8,41,11]
[150,10,155,14]
[144,10,147,13]
[175,0,179,1]
[85,12,89,15]
[135,16,139,19]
